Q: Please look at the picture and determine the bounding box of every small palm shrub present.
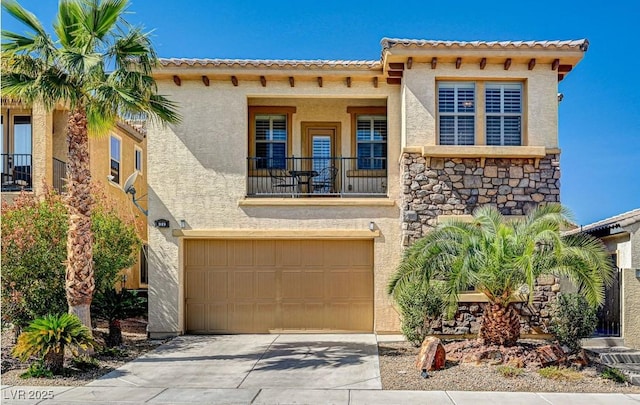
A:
[92,289,147,347]
[549,293,597,353]
[12,314,94,374]
[395,280,445,346]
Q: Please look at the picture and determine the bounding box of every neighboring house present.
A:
[1,98,149,290]
[146,38,588,338]
[565,209,640,349]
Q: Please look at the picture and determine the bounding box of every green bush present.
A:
[92,288,147,346]
[394,280,445,346]
[12,313,94,374]
[600,367,627,383]
[549,293,597,353]
[1,187,141,329]
[496,365,523,377]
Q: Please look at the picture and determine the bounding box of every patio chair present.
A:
[268,167,296,196]
[313,166,338,194]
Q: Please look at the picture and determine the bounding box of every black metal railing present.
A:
[247,156,387,197]
[53,158,67,194]
[1,153,32,192]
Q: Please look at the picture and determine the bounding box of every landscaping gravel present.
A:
[1,319,168,387]
[379,341,640,393]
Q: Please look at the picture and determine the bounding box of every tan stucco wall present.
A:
[622,267,640,349]
[52,110,67,161]
[89,126,148,289]
[402,61,559,148]
[147,77,403,336]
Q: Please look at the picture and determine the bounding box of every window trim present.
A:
[248,106,295,176]
[134,145,143,175]
[109,134,122,184]
[485,82,523,146]
[436,80,526,146]
[347,106,387,174]
[437,82,476,146]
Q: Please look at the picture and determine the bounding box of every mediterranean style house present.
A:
[566,209,640,350]
[1,99,149,290]
[146,38,588,338]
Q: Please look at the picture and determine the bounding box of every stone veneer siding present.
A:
[401,153,561,246]
[400,152,562,335]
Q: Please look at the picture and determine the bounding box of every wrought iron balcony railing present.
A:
[247,156,387,197]
[1,153,32,192]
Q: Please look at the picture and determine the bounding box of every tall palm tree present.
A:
[2,0,180,330]
[388,204,614,346]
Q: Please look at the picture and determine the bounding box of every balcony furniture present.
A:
[289,170,318,194]
[268,167,296,196]
[313,166,338,194]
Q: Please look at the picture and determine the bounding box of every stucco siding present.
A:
[402,62,558,148]
[623,267,640,349]
[147,78,404,335]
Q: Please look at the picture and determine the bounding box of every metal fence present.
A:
[53,158,67,194]
[246,156,387,197]
[1,153,32,191]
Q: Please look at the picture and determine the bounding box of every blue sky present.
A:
[3,0,639,224]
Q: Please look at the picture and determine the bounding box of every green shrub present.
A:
[538,366,583,381]
[600,367,627,383]
[92,288,147,347]
[12,313,94,374]
[549,293,597,353]
[1,187,141,329]
[71,355,99,371]
[394,280,445,346]
[20,361,54,379]
[496,365,523,377]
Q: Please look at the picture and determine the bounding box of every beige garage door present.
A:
[184,239,374,333]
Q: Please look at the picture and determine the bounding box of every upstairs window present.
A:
[110,135,121,184]
[255,114,287,169]
[486,83,522,146]
[134,146,143,173]
[356,115,387,169]
[438,82,475,145]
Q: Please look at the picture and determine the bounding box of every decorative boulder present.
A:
[415,336,446,371]
[536,344,567,367]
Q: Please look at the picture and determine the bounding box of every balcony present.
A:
[1,153,32,192]
[53,158,67,194]
[247,157,387,197]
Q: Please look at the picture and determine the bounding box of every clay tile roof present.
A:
[380,38,589,52]
[564,208,640,235]
[159,58,381,70]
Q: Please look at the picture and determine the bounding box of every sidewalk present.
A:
[2,386,639,405]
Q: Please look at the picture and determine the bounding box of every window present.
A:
[110,135,121,184]
[486,83,522,146]
[140,244,148,285]
[356,115,387,169]
[248,106,295,172]
[134,146,143,173]
[438,82,475,145]
[255,114,287,168]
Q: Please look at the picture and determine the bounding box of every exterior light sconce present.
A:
[369,221,375,232]
[636,269,640,279]
[154,219,170,228]
[180,219,187,229]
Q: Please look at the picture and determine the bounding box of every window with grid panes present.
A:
[255,114,287,169]
[356,115,387,169]
[486,83,522,146]
[438,82,475,145]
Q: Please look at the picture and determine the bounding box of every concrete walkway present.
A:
[2,334,639,404]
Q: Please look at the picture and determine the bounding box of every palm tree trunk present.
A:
[43,347,64,374]
[65,107,94,333]
[479,303,520,346]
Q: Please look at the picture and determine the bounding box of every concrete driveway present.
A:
[88,334,381,390]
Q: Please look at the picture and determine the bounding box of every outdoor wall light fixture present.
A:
[369,221,375,231]
[154,219,170,228]
[636,269,640,279]
[180,219,187,229]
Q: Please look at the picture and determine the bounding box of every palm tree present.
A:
[388,204,614,346]
[2,0,180,330]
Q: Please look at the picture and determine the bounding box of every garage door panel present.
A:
[302,271,324,299]
[234,271,254,299]
[185,270,205,300]
[185,239,373,333]
[255,271,277,299]
[206,240,229,267]
[208,271,228,300]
